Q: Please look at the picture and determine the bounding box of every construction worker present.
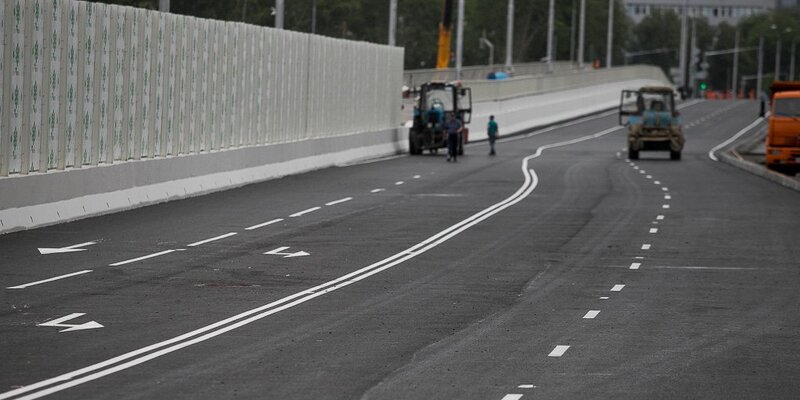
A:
[444,113,463,162]
[487,115,499,155]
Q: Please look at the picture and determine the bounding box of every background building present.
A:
[623,0,775,25]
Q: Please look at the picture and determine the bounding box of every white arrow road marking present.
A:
[264,246,310,258]
[37,313,103,333]
[38,242,97,255]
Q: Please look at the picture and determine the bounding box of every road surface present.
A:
[1,100,798,400]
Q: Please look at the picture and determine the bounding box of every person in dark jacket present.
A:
[444,114,463,162]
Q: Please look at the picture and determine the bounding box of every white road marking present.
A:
[38,241,97,255]
[395,181,404,185]
[109,250,177,266]
[639,170,646,174]
[657,215,665,220]
[370,188,385,193]
[633,166,639,170]
[611,284,625,292]
[654,180,661,184]
[708,116,765,161]
[649,228,658,233]
[325,197,353,206]
[37,313,103,333]
[187,232,238,247]
[600,296,610,300]
[641,244,651,250]
[245,218,284,231]
[289,207,322,217]
[664,195,671,200]
[583,310,601,319]
[6,270,94,290]
[662,187,669,191]
[517,384,536,389]
[501,395,523,400]
[413,175,421,179]
[549,345,570,357]
[629,262,641,270]
[264,246,310,258]
[662,204,670,209]
[646,175,652,179]
[0,125,624,400]
[634,256,645,259]
[652,265,758,271]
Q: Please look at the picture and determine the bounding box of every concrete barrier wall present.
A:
[467,65,669,102]
[0,0,403,178]
[403,61,577,87]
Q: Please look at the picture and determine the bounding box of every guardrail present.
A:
[0,0,403,177]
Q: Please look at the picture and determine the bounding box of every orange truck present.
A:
[766,81,800,172]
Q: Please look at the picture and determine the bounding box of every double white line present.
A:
[0,126,621,400]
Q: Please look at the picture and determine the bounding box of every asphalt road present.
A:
[1,100,798,400]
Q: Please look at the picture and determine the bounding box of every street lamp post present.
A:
[275,0,284,29]
[606,0,614,68]
[505,0,514,71]
[159,0,169,12]
[388,0,397,46]
[757,36,764,97]
[547,0,555,72]
[733,29,740,97]
[578,0,586,68]
[456,0,465,80]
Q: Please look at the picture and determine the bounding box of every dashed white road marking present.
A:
[548,345,571,357]
[633,166,640,170]
[656,215,665,220]
[649,228,658,233]
[600,296,610,300]
[583,310,601,319]
[641,244,651,250]
[662,187,669,191]
[630,262,641,270]
[109,249,177,266]
[634,256,645,259]
[370,188,385,193]
[187,232,238,247]
[289,207,322,217]
[395,181,404,185]
[664,195,672,200]
[501,395,524,400]
[325,197,353,206]
[245,218,284,231]
[6,270,94,290]
[639,170,646,174]
[611,284,625,292]
[654,180,661,185]
[662,204,670,209]
[517,384,536,389]
[646,175,652,179]
[413,175,421,179]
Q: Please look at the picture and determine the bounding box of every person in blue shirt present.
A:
[487,115,499,155]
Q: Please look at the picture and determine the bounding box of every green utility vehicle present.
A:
[409,81,472,155]
[619,86,685,160]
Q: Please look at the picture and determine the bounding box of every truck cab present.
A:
[765,82,800,173]
[619,86,684,160]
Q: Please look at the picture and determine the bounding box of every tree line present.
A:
[92,0,799,91]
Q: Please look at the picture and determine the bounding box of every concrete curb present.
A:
[717,148,800,193]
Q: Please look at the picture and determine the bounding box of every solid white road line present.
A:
[641,244,652,250]
[611,284,625,292]
[325,197,353,206]
[501,395,524,400]
[6,270,94,290]
[186,232,238,247]
[629,262,641,270]
[583,310,601,319]
[708,115,766,161]
[548,345,571,357]
[109,250,177,266]
[245,218,284,231]
[0,125,624,400]
[289,207,322,217]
